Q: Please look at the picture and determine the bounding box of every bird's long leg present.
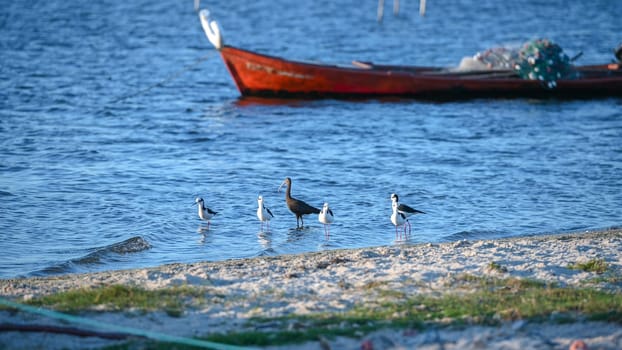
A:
[300,216,304,229]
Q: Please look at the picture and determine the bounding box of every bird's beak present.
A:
[277,181,286,192]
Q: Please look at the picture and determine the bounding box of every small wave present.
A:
[256,248,277,257]
[443,229,507,242]
[75,236,152,264]
[31,236,151,276]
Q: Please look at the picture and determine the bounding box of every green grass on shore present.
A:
[16,274,622,348]
[568,258,609,274]
[24,284,208,317]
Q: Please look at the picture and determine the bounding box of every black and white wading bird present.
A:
[195,197,217,229]
[318,202,334,238]
[390,193,425,234]
[391,200,408,238]
[278,177,320,229]
[256,195,274,231]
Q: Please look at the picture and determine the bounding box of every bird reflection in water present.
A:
[197,225,213,244]
[257,231,272,249]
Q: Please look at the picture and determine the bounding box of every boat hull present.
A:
[218,46,622,99]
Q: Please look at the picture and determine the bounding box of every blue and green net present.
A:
[515,39,576,88]
[472,39,577,88]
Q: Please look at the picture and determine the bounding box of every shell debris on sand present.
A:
[1,229,621,349]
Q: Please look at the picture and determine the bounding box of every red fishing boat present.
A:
[199,10,622,100]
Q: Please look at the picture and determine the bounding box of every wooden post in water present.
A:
[378,0,427,21]
[377,0,384,22]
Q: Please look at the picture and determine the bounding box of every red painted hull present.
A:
[218,46,622,99]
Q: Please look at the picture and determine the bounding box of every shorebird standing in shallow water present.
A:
[318,202,334,238]
[278,177,320,229]
[195,197,217,230]
[391,201,408,239]
[256,195,274,231]
[390,193,425,234]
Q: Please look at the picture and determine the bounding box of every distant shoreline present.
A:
[1,228,621,349]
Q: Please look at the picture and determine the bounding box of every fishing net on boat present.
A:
[514,39,575,87]
[456,39,577,88]
[473,47,520,71]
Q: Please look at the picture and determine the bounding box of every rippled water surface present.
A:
[1,0,621,278]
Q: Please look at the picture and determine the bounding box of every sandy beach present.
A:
[1,228,622,349]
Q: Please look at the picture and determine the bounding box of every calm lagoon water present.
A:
[1,0,621,278]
